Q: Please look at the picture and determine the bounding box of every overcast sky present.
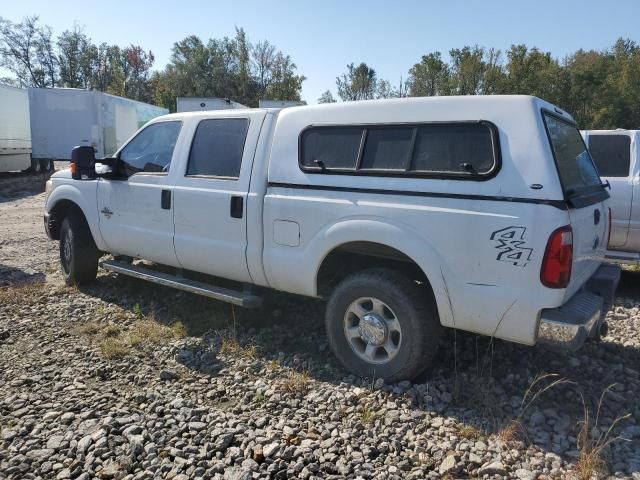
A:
[3,0,640,103]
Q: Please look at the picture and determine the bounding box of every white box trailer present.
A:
[176,97,247,112]
[29,88,168,160]
[258,99,307,108]
[0,84,34,173]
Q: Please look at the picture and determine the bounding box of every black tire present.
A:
[59,212,99,286]
[325,268,441,382]
[41,159,54,172]
[30,157,42,174]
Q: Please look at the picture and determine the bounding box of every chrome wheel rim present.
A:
[343,297,402,364]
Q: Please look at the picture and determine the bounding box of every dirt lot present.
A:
[0,167,639,480]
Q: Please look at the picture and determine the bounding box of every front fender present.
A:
[46,181,106,251]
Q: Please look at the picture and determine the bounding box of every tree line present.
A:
[1,15,638,128]
[0,16,305,110]
[322,39,640,129]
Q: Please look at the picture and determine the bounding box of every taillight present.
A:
[607,207,612,248]
[541,226,573,288]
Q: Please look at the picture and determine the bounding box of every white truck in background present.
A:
[0,84,51,173]
[29,88,168,162]
[582,130,640,263]
[45,96,619,381]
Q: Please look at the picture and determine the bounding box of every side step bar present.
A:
[101,260,262,308]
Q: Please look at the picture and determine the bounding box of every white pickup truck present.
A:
[44,96,619,381]
[582,129,640,263]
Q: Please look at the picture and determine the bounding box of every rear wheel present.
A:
[30,158,42,174]
[325,268,441,382]
[41,159,54,172]
[59,212,99,286]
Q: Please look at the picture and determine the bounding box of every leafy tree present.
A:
[336,62,377,101]
[408,52,450,96]
[0,16,58,87]
[121,45,154,102]
[57,25,94,88]
[318,90,336,103]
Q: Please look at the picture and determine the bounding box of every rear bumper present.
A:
[536,264,620,351]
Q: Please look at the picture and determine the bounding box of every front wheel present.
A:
[59,212,99,286]
[325,269,441,382]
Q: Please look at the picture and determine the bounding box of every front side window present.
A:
[588,135,631,178]
[119,121,182,177]
[187,118,249,178]
[543,114,603,198]
[299,122,498,177]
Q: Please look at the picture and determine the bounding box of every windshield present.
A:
[543,113,602,196]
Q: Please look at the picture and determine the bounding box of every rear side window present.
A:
[187,118,249,178]
[588,135,631,177]
[543,114,602,196]
[300,122,498,178]
[411,124,495,173]
[301,127,362,170]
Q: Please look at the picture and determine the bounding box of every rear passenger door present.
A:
[172,112,266,283]
[587,133,633,248]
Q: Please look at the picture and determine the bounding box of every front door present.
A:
[172,111,266,283]
[97,120,184,267]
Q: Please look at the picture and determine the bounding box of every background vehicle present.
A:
[582,129,640,263]
[0,84,48,173]
[176,97,247,112]
[45,96,618,380]
[29,88,168,162]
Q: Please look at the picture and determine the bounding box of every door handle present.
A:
[161,190,171,210]
[230,196,243,218]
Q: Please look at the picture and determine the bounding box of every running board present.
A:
[100,260,262,308]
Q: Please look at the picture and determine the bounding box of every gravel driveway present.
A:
[0,167,639,480]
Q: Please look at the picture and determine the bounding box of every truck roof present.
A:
[158,95,574,124]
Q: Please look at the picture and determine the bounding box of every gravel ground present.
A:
[0,166,639,480]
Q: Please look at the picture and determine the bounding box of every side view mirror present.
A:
[70,146,96,180]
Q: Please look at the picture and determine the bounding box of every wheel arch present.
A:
[46,184,106,250]
[310,218,456,328]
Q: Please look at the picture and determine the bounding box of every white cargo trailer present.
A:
[29,88,168,161]
[0,84,43,173]
[176,97,247,112]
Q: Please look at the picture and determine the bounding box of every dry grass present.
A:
[219,336,258,360]
[0,280,46,305]
[359,407,378,425]
[492,373,570,445]
[127,319,185,346]
[572,385,630,480]
[496,419,526,443]
[77,315,184,358]
[457,424,484,440]
[98,336,130,358]
[281,370,310,394]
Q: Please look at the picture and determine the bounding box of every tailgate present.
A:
[567,202,608,298]
[542,112,609,298]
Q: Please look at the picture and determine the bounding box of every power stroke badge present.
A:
[490,226,533,267]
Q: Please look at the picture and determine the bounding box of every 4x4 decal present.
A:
[490,226,533,267]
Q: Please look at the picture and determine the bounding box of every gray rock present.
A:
[159,369,178,380]
[439,455,457,474]
[479,461,507,476]
[212,432,234,452]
